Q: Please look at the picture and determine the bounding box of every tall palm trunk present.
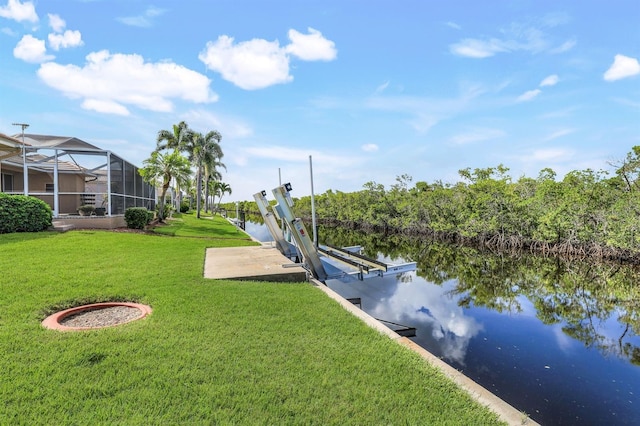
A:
[204,178,210,213]
[196,166,203,218]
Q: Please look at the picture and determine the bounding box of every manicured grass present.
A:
[152,212,255,241]
[0,217,504,425]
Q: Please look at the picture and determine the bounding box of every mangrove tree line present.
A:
[228,146,640,261]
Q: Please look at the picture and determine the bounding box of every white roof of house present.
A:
[1,133,97,175]
[0,133,25,161]
[15,134,104,153]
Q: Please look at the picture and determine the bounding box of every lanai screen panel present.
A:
[109,153,155,214]
[110,154,124,214]
[136,170,143,199]
[124,162,135,195]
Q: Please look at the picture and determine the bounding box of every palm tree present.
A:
[139,150,192,221]
[204,158,226,212]
[156,121,190,208]
[156,121,189,152]
[182,129,223,218]
[211,181,232,211]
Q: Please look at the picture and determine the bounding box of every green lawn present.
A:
[0,214,504,425]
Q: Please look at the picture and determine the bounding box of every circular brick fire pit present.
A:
[42,302,152,331]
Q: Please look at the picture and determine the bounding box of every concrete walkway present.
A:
[204,244,307,282]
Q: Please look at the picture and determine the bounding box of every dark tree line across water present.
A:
[227,146,640,263]
[317,225,640,366]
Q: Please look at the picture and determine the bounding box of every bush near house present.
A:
[124,207,153,230]
[0,193,52,234]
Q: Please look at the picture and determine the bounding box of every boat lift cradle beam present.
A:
[271,184,328,282]
[318,243,389,277]
[253,190,298,260]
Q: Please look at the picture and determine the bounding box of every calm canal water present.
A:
[243,218,640,425]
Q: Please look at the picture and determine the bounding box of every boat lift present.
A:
[254,184,417,283]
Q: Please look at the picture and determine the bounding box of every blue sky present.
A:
[1,0,639,201]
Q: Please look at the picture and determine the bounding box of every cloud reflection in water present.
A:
[370,277,484,365]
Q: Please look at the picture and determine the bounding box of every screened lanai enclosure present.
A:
[0,133,155,218]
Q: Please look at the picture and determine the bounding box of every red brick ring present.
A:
[42,302,152,331]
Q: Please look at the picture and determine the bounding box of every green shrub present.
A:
[180,202,190,213]
[0,193,52,233]
[156,203,175,220]
[125,207,152,229]
[78,205,95,215]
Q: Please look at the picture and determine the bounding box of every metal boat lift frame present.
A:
[254,184,417,283]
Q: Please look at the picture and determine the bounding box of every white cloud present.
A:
[540,74,559,87]
[2,26,17,36]
[199,35,291,90]
[450,19,572,59]
[48,30,83,50]
[243,145,352,167]
[37,50,217,115]
[516,74,557,103]
[604,54,640,81]
[530,148,573,161]
[81,99,129,116]
[285,27,337,61]
[13,34,54,63]
[550,39,576,54]
[117,6,166,28]
[361,143,379,152]
[48,13,65,32]
[517,89,541,102]
[375,81,389,94]
[611,97,640,109]
[450,38,507,58]
[543,128,575,142]
[366,85,485,134]
[244,145,320,162]
[199,28,337,90]
[408,113,441,133]
[446,21,461,30]
[541,12,571,27]
[450,128,506,145]
[538,106,578,120]
[0,0,38,23]
[181,109,253,139]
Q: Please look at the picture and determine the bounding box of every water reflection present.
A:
[317,225,640,425]
[377,277,483,365]
[319,225,640,366]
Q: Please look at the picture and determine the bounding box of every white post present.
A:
[22,142,28,195]
[12,123,29,195]
[278,167,285,236]
[106,152,112,215]
[53,149,59,217]
[309,155,317,247]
